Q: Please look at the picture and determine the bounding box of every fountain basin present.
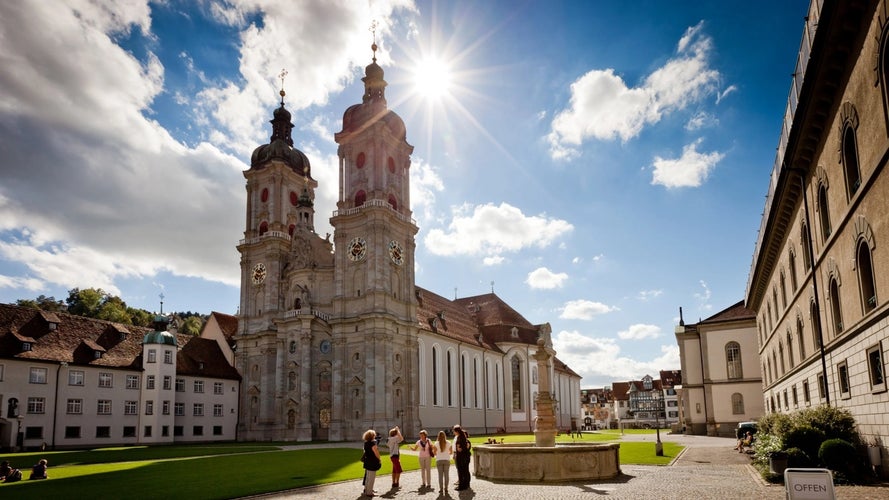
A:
[473,442,621,482]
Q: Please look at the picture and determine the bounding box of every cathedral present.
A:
[235,43,582,442]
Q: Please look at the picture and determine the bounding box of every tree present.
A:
[180,316,204,336]
[66,288,106,317]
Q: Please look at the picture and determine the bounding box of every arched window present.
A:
[796,317,806,360]
[818,184,831,240]
[842,124,861,197]
[726,342,742,379]
[780,273,787,310]
[388,194,397,211]
[801,224,812,270]
[731,393,744,414]
[829,277,843,335]
[432,346,440,406]
[767,358,773,384]
[259,220,269,236]
[789,250,798,290]
[288,371,296,390]
[772,351,778,380]
[461,354,468,407]
[354,190,366,207]
[289,341,296,353]
[778,341,786,375]
[811,301,823,348]
[763,362,768,385]
[447,350,454,406]
[786,332,794,368]
[858,239,877,313]
[511,355,523,410]
[773,288,780,316]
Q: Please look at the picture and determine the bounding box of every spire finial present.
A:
[278,68,288,106]
[159,292,165,315]
[369,20,378,62]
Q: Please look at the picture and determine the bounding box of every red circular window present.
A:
[290,191,298,206]
[356,152,366,168]
[388,157,396,173]
[261,188,269,203]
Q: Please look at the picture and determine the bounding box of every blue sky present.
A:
[0,0,808,387]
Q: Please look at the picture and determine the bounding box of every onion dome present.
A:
[143,314,177,347]
[339,42,406,140]
[250,89,312,177]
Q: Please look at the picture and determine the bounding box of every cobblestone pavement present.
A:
[248,434,889,500]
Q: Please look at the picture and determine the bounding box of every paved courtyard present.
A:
[249,434,888,499]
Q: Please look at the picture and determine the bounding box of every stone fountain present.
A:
[473,327,621,482]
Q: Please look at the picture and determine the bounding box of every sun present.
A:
[412,57,452,100]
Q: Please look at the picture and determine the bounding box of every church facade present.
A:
[235,47,582,442]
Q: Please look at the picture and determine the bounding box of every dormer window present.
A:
[119,332,127,341]
[94,350,102,359]
[22,342,32,351]
[511,327,519,339]
[48,322,57,331]
[199,362,204,370]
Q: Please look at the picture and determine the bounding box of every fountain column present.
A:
[533,336,558,447]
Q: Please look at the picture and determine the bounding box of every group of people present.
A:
[734,431,754,453]
[0,458,48,483]
[361,425,472,497]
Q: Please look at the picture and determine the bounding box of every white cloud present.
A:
[552,330,680,386]
[685,111,717,131]
[424,202,573,257]
[483,255,505,266]
[650,138,725,188]
[637,289,663,301]
[617,323,661,340]
[559,299,617,320]
[547,21,720,159]
[716,84,738,104]
[526,267,568,289]
[572,256,582,264]
[695,280,713,313]
[409,157,445,224]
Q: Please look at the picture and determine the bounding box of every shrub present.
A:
[757,412,793,439]
[819,438,859,476]
[752,432,782,468]
[783,425,825,465]
[793,406,860,445]
[784,447,813,468]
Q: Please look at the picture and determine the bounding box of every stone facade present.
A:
[746,0,889,473]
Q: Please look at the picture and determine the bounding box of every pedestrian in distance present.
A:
[433,430,453,494]
[387,425,404,488]
[410,429,433,489]
[361,429,382,497]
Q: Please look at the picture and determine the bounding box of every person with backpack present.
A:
[452,425,471,491]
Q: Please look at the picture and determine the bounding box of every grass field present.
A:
[0,431,682,499]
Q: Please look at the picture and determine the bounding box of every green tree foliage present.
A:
[128,308,153,327]
[66,287,105,317]
[819,439,860,477]
[16,295,66,311]
[180,316,203,336]
[782,425,825,464]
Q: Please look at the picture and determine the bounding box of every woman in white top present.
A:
[386,426,404,488]
[410,429,433,489]
[432,430,453,493]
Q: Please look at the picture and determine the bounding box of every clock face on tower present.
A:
[388,240,404,265]
[348,237,367,262]
[251,263,267,284]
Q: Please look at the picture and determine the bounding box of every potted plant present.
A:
[769,450,789,475]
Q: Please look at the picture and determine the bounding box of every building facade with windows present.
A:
[0,305,240,450]
[234,45,582,442]
[674,301,763,436]
[611,374,681,430]
[746,0,889,469]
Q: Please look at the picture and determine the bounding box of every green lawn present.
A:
[0,433,682,499]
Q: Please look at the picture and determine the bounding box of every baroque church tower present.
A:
[236,41,419,442]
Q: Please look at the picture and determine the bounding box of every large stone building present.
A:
[0,305,240,450]
[746,0,889,471]
[674,302,763,436]
[235,44,581,442]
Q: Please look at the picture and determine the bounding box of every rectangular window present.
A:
[193,403,204,417]
[803,380,811,404]
[214,382,224,395]
[145,400,154,415]
[867,343,886,392]
[838,360,851,399]
[67,398,82,415]
[818,373,827,399]
[164,350,173,364]
[147,349,156,363]
[96,426,111,438]
[162,400,170,415]
[144,426,152,437]
[193,426,204,436]
[97,400,112,415]
[124,401,137,415]
[29,367,48,384]
[65,426,81,439]
[792,385,798,407]
[175,378,185,392]
[783,390,788,409]
[174,426,183,437]
[146,375,155,390]
[214,404,224,417]
[163,376,172,390]
[174,402,184,416]
[99,372,113,388]
[123,426,136,438]
[25,427,44,439]
[27,397,46,414]
[194,380,204,393]
[69,370,84,386]
[162,426,169,437]
[126,374,139,389]
[0,364,4,381]
[213,425,223,436]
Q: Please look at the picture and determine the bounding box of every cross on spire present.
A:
[278,68,288,105]
[369,20,378,62]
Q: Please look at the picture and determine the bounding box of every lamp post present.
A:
[16,414,24,452]
[654,391,663,456]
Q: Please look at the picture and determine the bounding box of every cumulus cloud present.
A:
[547,21,720,159]
[424,203,573,259]
[552,330,680,386]
[637,289,663,301]
[617,323,662,340]
[559,299,618,320]
[483,255,505,266]
[526,267,568,289]
[650,138,725,188]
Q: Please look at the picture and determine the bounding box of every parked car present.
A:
[736,421,757,440]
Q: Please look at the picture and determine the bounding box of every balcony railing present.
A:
[332,198,416,225]
[239,230,291,246]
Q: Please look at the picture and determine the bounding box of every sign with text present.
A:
[784,468,835,500]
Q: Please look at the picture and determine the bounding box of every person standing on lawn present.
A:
[452,425,471,490]
[387,426,404,488]
[433,430,453,494]
[410,429,433,489]
[362,429,382,497]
